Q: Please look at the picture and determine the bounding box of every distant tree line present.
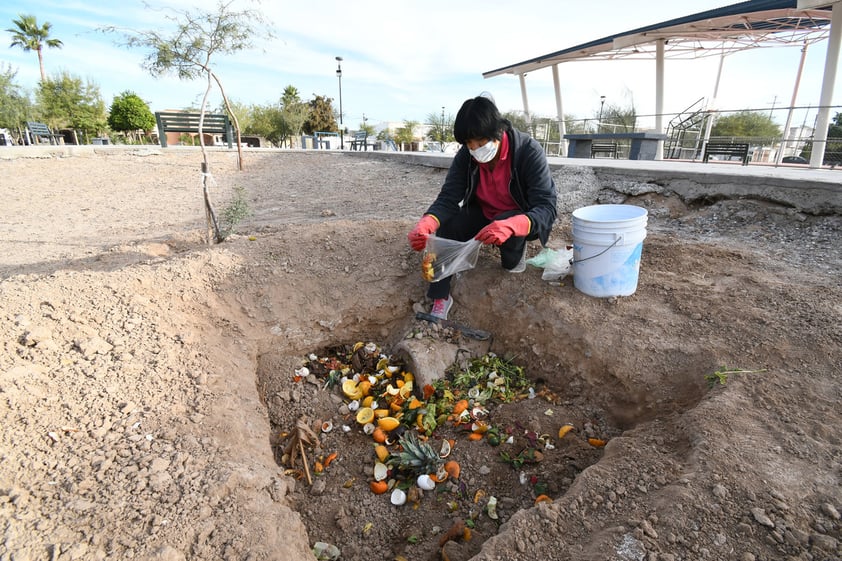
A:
[0,58,348,146]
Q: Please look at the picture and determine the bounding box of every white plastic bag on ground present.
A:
[526,246,574,281]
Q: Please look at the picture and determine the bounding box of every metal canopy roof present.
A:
[483,0,836,78]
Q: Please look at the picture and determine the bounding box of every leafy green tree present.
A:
[601,102,637,133]
[0,63,32,135]
[502,110,532,134]
[711,110,780,138]
[108,91,155,143]
[239,88,306,148]
[248,104,284,146]
[105,1,271,175]
[224,99,253,134]
[303,95,337,135]
[233,90,307,149]
[394,120,418,151]
[279,86,308,147]
[425,109,452,143]
[800,112,842,166]
[280,86,301,109]
[6,14,63,82]
[563,115,587,134]
[36,71,107,141]
[502,111,562,154]
[821,112,842,166]
[359,122,376,137]
[830,112,842,136]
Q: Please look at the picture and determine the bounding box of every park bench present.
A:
[154,111,233,148]
[350,130,369,151]
[591,142,618,158]
[702,142,750,165]
[26,121,63,145]
[564,132,667,160]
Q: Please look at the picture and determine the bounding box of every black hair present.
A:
[452,96,505,145]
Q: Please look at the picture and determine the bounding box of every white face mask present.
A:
[469,140,498,163]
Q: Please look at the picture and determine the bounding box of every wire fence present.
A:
[527,103,842,166]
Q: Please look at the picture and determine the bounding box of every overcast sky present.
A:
[2,0,840,130]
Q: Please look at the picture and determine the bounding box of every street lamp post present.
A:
[441,106,445,142]
[336,56,344,149]
[598,95,606,133]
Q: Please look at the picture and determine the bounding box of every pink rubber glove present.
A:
[475,214,531,246]
[408,215,439,251]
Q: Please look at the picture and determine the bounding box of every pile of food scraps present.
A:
[285,342,599,495]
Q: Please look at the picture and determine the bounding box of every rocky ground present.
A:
[0,148,839,561]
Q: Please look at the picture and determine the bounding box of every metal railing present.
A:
[525,103,841,166]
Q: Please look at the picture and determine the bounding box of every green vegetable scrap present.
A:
[705,366,767,388]
[443,354,531,404]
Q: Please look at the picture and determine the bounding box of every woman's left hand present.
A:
[475,214,531,245]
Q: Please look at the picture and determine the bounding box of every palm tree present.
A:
[6,14,63,82]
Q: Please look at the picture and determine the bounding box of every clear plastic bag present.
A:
[526,246,574,281]
[421,235,482,282]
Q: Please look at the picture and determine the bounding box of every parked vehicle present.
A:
[782,155,808,164]
[0,128,14,146]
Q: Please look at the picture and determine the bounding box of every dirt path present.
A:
[0,149,839,561]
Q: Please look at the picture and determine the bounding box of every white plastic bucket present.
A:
[572,204,648,297]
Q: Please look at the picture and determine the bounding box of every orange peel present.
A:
[558,424,575,438]
[444,460,461,480]
[355,407,375,425]
[535,494,553,505]
[453,399,469,415]
[377,417,400,432]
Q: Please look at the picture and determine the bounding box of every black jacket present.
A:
[425,123,558,245]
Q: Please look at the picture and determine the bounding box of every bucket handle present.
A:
[570,235,622,265]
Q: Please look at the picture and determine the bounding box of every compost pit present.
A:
[257,335,633,561]
[0,151,839,561]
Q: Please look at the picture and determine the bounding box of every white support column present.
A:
[552,64,567,156]
[655,39,665,160]
[776,42,809,166]
[518,73,531,126]
[810,2,841,168]
[702,54,726,157]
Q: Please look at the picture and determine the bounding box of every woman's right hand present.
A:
[407,215,439,251]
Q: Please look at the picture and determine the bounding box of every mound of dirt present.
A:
[0,149,839,561]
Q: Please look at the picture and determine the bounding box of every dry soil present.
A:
[0,148,840,561]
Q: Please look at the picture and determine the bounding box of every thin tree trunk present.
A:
[37,48,45,81]
[210,70,244,171]
[202,162,220,243]
[199,71,221,244]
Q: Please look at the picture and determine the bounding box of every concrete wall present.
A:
[344,150,842,215]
